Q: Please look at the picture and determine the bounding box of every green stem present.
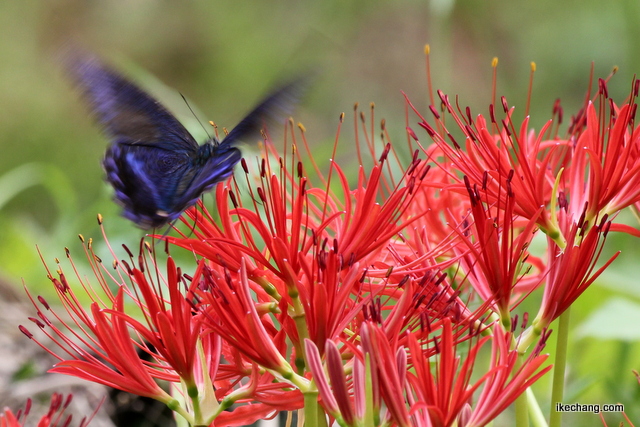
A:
[515,366,529,427]
[517,321,543,354]
[513,323,548,427]
[546,169,567,249]
[527,387,548,427]
[166,400,194,427]
[189,389,203,426]
[290,290,311,371]
[303,390,320,427]
[364,354,377,427]
[549,308,571,427]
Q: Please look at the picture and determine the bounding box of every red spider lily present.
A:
[306,330,427,427]
[20,232,307,425]
[378,319,546,427]
[404,319,489,427]
[195,258,293,374]
[170,142,428,286]
[567,79,640,228]
[357,320,487,427]
[121,256,202,385]
[306,336,390,427]
[463,326,551,427]
[210,360,304,426]
[308,319,550,427]
[456,175,545,322]
[22,51,640,426]
[407,91,564,237]
[0,409,20,427]
[20,250,174,402]
[305,339,360,426]
[365,271,484,351]
[166,134,434,359]
[389,156,467,271]
[302,275,488,426]
[360,321,411,427]
[408,77,640,243]
[0,394,97,427]
[20,293,172,399]
[531,214,618,333]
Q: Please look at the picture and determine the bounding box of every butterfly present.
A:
[67,52,303,229]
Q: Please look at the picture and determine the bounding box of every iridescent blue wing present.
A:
[221,77,308,147]
[66,50,307,229]
[158,79,307,226]
[102,143,192,228]
[66,53,199,152]
[65,52,203,228]
[169,144,242,218]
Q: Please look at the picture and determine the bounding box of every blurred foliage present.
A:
[2,0,640,425]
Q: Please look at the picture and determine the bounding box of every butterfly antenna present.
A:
[151,222,176,246]
[180,93,212,140]
[181,203,201,239]
[154,208,199,244]
[148,236,163,294]
[188,203,199,238]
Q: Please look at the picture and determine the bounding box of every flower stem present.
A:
[549,308,571,427]
[364,354,377,427]
[515,372,529,427]
[527,387,548,427]
[290,290,311,369]
[189,390,204,426]
[303,390,321,427]
[167,401,195,427]
[517,321,543,354]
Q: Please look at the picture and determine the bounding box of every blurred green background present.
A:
[1,0,640,425]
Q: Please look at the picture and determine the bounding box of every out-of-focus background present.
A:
[1,1,639,425]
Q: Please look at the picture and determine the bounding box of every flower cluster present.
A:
[17,55,640,426]
[0,394,94,427]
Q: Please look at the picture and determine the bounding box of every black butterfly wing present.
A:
[169,144,242,217]
[103,144,195,228]
[66,52,199,152]
[64,52,204,228]
[103,140,240,229]
[221,77,308,147]
[66,50,308,229]
[156,78,308,225]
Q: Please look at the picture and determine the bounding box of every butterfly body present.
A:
[103,138,241,228]
[67,52,302,228]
